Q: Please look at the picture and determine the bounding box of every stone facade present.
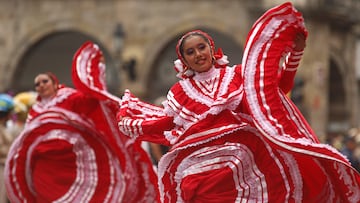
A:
[0,0,359,140]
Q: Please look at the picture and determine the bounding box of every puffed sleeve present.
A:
[117,89,175,146]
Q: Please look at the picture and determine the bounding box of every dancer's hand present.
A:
[293,33,306,51]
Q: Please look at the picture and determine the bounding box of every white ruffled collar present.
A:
[193,66,219,81]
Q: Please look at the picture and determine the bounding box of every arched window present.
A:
[11,31,120,95]
[327,58,348,134]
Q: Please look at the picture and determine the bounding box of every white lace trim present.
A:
[32,87,76,113]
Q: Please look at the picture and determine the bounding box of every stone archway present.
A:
[327,58,349,134]
[145,27,244,103]
[10,31,120,95]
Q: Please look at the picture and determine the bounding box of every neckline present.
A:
[193,66,219,81]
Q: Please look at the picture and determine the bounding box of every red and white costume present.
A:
[118,3,360,203]
[5,42,159,202]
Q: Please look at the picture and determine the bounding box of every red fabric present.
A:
[242,1,313,140]
[181,168,237,202]
[32,140,77,202]
[241,3,359,202]
[160,130,298,202]
[71,41,111,101]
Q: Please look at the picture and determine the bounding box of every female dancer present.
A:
[5,43,159,202]
[118,2,360,202]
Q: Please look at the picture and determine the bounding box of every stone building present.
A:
[0,0,359,141]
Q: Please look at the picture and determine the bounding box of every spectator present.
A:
[0,93,14,203]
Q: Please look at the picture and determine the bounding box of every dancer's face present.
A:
[34,74,57,99]
[182,35,213,73]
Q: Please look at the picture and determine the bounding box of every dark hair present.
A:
[0,111,11,119]
[179,32,211,60]
[45,72,59,86]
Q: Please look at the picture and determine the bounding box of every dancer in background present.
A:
[5,43,159,203]
[118,2,360,202]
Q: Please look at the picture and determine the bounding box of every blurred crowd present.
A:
[0,91,37,150]
[0,91,37,203]
[0,92,37,138]
[327,127,360,172]
[0,92,37,157]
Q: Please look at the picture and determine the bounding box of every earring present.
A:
[212,56,216,64]
[182,65,195,77]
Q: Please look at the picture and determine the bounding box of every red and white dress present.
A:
[5,42,159,203]
[118,3,360,203]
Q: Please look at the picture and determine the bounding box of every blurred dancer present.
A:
[5,43,159,202]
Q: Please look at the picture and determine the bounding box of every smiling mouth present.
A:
[196,58,206,64]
